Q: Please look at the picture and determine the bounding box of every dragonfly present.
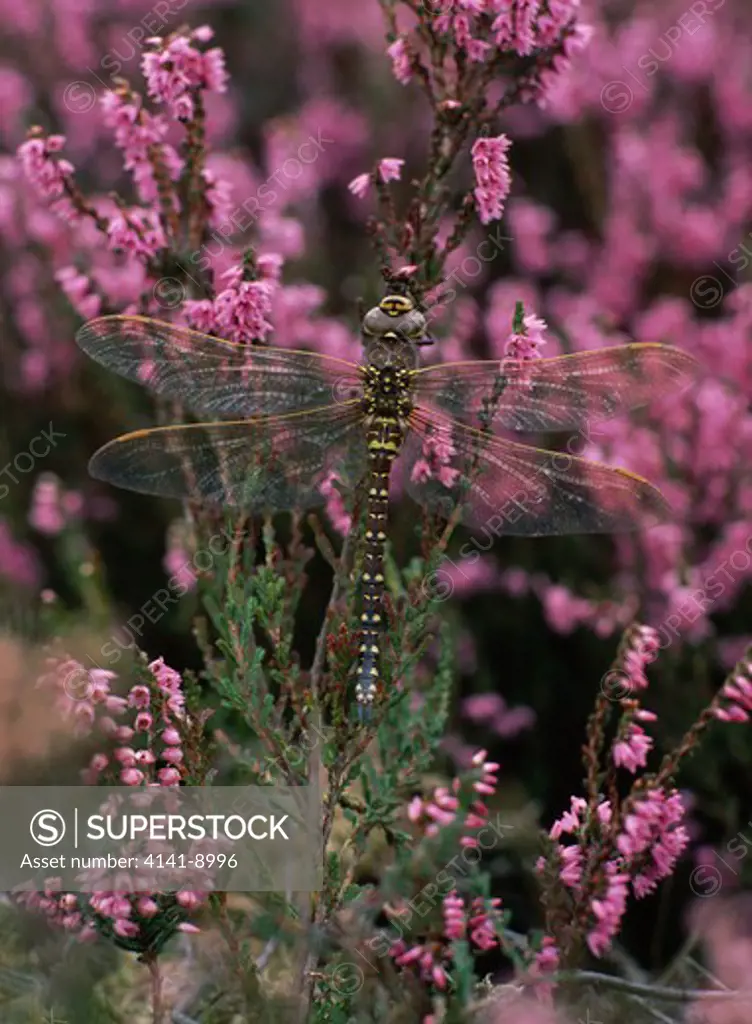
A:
[76,294,697,710]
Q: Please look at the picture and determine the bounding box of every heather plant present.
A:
[1,1,752,1023]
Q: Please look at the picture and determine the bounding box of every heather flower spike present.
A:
[472,134,513,225]
[27,655,207,952]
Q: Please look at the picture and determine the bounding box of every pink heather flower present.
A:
[607,625,661,696]
[176,890,203,910]
[183,299,216,334]
[257,253,285,281]
[536,0,583,48]
[472,134,512,225]
[100,90,183,203]
[449,13,493,63]
[535,936,559,973]
[214,274,275,344]
[378,158,404,183]
[55,267,102,320]
[348,172,371,198]
[88,670,116,701]
[149,658,186,693]
[505,313,548,362]
[472,751,501,782]
[635,708,657,724]
[28,475,65,535]
[464,811,487,828]
[142,28,228,121]
[558,843,583,888]
[410,430,460,488]
[462,693,505,720]
[613,723,653,773]
[17,135,77,216]
[407,796,424,822]
[107,209,166,262]
[393,943,424,967]
[529,934,560,1004]
[472,761,500,800]
[163,692,185,718]
[387,38,413,85]
[424,802,457,827]
[319,472,352,537]
[73,702,96,731]
[113,919,139,939]
[0,520,40,588]
[128,685,151,709]
[47,654,193,791]
[587,864,629,958]
[433,786,460,811]
[515,0,540,55]
[443,892,466,940]
[494,704,536,738]
[468,897,501,950]
[136,897,159,917]
[715,664,752,721]
[202,168,234,228]
[115,747,137,767]
[715,705,749,723]
[491,0,582,57]
[125,724,147,747]
[467,38,493,62]
[617,790,689,898]
[259,214,304,260]
[550,796,587,839]
[163,545,199,594]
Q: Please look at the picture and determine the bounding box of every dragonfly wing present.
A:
[89,403,368,509]
[413,344,698,432]
[402,407,670,535]
[76,315,363,418]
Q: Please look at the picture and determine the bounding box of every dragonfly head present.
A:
[362,294,427,343]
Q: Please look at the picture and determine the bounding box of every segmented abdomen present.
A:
[355,419,402,708]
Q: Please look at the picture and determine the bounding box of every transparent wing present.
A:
[76,315,363,418]
[88,403,368,508]
[413,344,698,432]
[401,407,670,535]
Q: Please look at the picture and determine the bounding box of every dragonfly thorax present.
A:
[362,363,413,420]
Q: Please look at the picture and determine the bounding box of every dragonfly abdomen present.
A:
[355,418,403,708]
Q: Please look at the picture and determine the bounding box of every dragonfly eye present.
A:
[362,307,389,336]
[397,310,426,338]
